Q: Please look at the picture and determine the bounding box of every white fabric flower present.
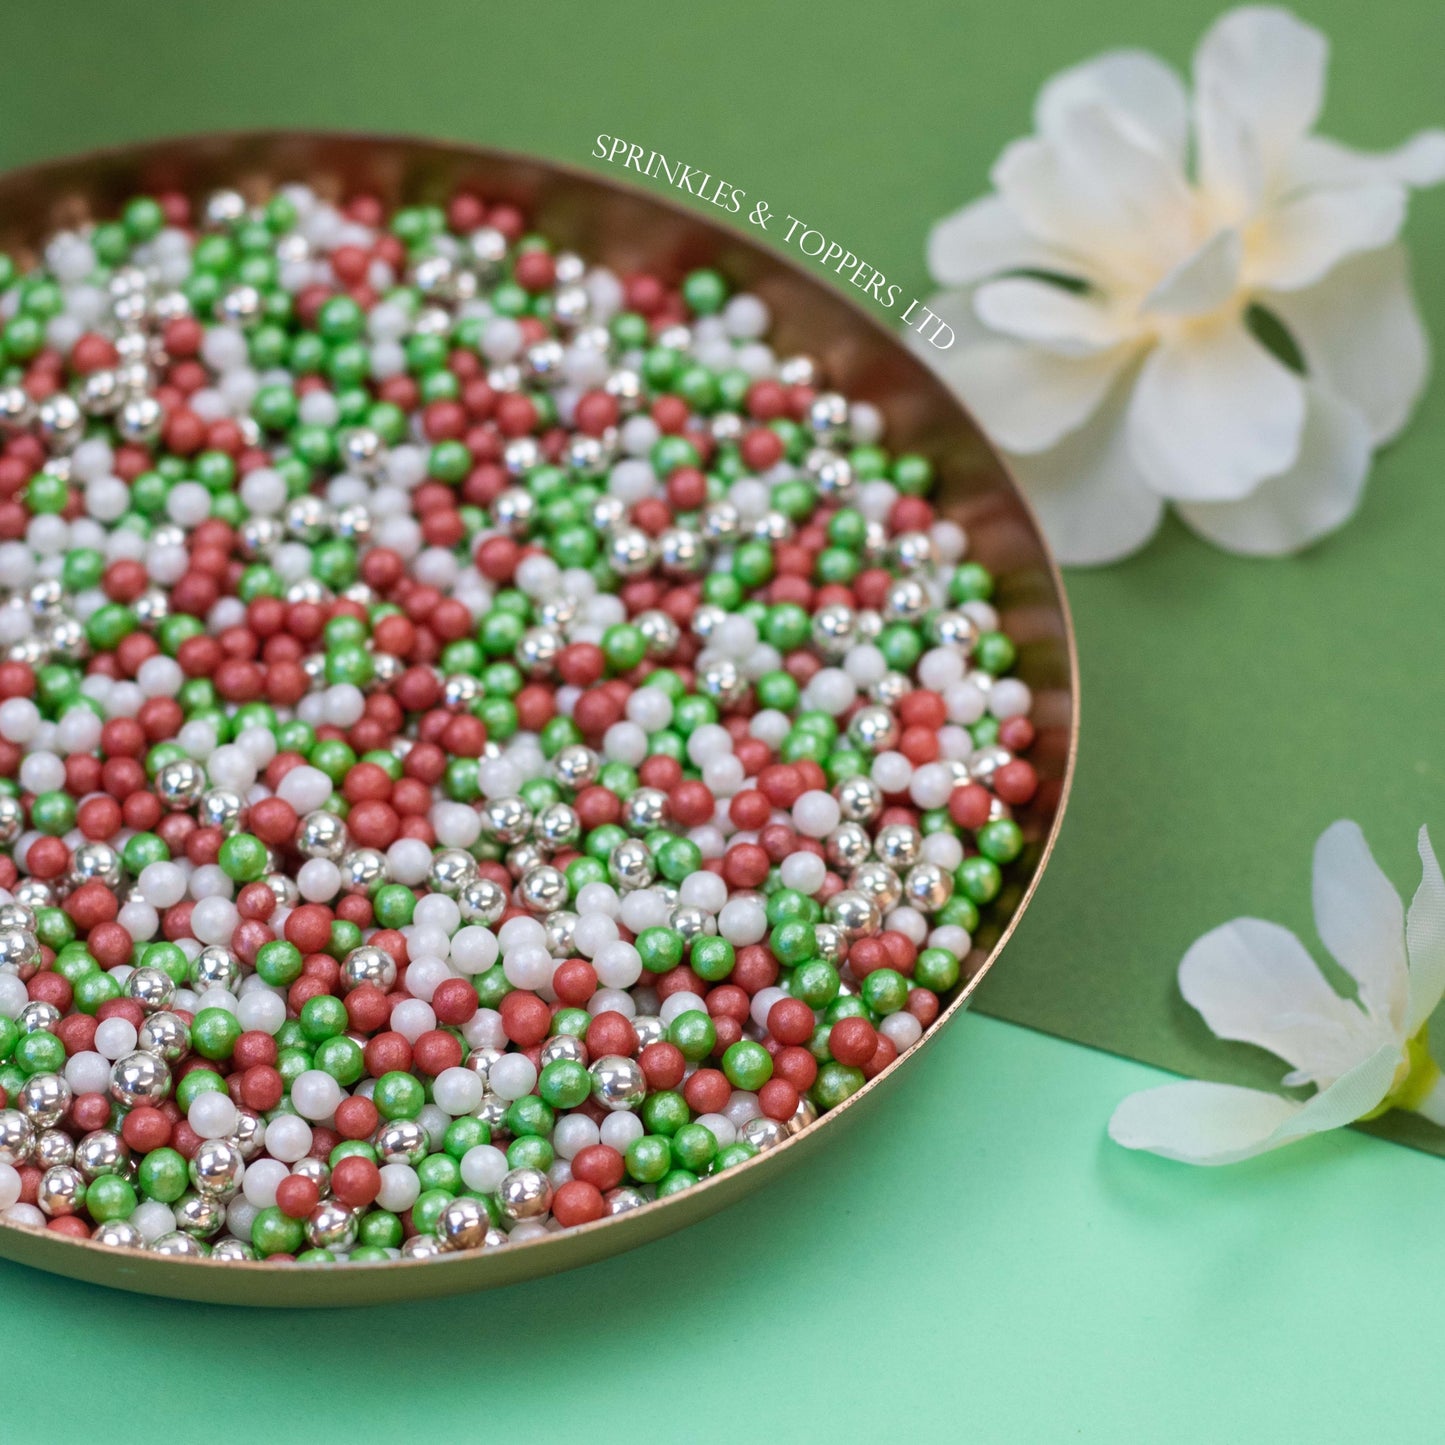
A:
[1109,821,1445,1165]
[915,6,1445,564]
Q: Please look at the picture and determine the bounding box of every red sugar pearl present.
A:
[571,1144,626,1192]
[275,1175,320,1221]
[551,1180,606,1228]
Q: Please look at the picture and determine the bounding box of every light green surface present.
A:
[2,0,1444,1436]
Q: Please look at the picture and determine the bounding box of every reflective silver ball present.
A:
[306,1200,357,1250]
[137,1011,190,1063]
[37,1164,86,1215]
[436,1195,491,1251]
[74,1130,128,1180]
[18,1072,71,1127]
[589,1055,647,1111]
[340,945,398,993]
[497,1166,553,1222]
[110,1051,171,1108]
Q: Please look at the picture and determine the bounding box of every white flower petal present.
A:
[1405,828,1445,1036]
[1126,317,1305,502]
[1286,131,1445,191]
[1035,48,1190,166]
[1310,820,1409,1034]
[911,288,1130,455]
[973,278,1129,355]
[1245,183,1406,291]
[1002,369,1165,566]
[1175,382,1371,556]
[926,196,1092,290]
[1110,1042,1402,1165]
[992,104,1194,283]
[1193,6,1328,211]
[1109,1080,1305,1165]
[1144,228,1242,315]
[1179,916,1374,1082]
[1262,244,1430,444]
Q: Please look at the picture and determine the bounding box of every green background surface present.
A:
[2,0,1444,1438]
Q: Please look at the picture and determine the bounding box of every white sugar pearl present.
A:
[922,833,964,871]
[166,481,212,527]
[626,688,672,730]
[449,926,498,975]
[929,924,972,958]
[909,763,955,810]
[432,801,481,848]
[225,1197,259,1243]
[503,945,553,991]
[236,990,285,1035]
[94,1017,138,1061]
[488,1054,537,1101]
[297,858,341,902]
[686,724,732,767]
[459,1144,509,1193]
[945,680,987,725]
[881,1012,924,1051]
[885,907,929,945]
[387,838,432,887]
[432,1066,485,1116]
[0,974,28,1018]
[574,882,620,918]
[0,698,39,746]
[751,986,788,1030]
[118,902,159,942]
[264,1115,313,1163]
[694,1112,737,1148]
[189,1091,239,1139]
[390,999,436,1043]
[405,956,451,1002]
[481,316,523,362]
[497,915,545,951]
[462,1008,506,1050]
[138,861,187,908]
[18,751,64,794]
[3,1203,46,1229]
[135,655,183,698]
[780,851,827,895]
[793,791,840,838]
[603,721,647,765]
[703,755,745,796]
[600,1111,643,1150]
[191,896,238,946]
[239,467,287,515]
[725,1090,762,1127]
[574,912,618,958]
[678,871,727,914]
[324,685,365,727]
[588,988,635,1017]
[0,1163,24,1210]
[277,765,333,811]
[804,667,855,715]
[64,1050,111,1095]
[938,725,974,761]
[552,1114,600,1160]
[619,888,669,933]
[719,897,767,946]
[918,647,965,691]
[291,1070,343,1122]
[660,992,706,1025]
[871,751,912,794]
[242,1158,289,1209]
[594,941,642,990]
[413,893,461,934]
[988,678,1032,719]
[376,1164,421,1213]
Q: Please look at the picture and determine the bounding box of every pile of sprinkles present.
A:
[0,180,1041,1264]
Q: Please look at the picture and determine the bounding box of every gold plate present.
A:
[0,132,1078,1305]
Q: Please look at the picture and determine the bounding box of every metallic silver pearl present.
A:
[290,1155,331,1194]
[491,486,536,536]
[45,615,89,664]
[905,862,954,912]
[591,495,627,532]
[401,1233,445,1260]
[669,905,715,944]
[307,1201,358,1250]
[606,525,655,578]
[636,609,680,658]
[70,840,122,889]
[297,808,348,859]
[436,1196,491,1251]
[12,879,54,910]
[0,797,24,845]
[751,510,793,544]
[442,673,482,711]
[608,838,654,891]
[870,671,913,708]
[0,926,41,980]
[658,527,706,578]
[698,658,746,708]
[155,758,206,809]
[74,1130,128,1181]
[150,1231,209,1257]
[804,448,855,502]
[340,945,398,994]
[814,923,847,966]
[34,1129,74,1170]
[0,1109,34,1165]
[740,1116,787,1152]
[875,823,923,869]
[238,516,283,560]
[230,1108,264,1161]
[785,1096,820,1137]
[110,1051,170,1108]
[700,500,741,544]
[505,841,545,879]
[604,1186,649,1215]
[210,1238,258,1262]
[374,1119,429,1167]
[603,366,643,411]
[826,888,883,941]
[516,625,562,678]
[264,872,301,909]
[458,877,506,926]
[689,603,726,642]
[133,587,171,629]
[472,1092,508,1131]
[115,394,163,444]
[37,1164,86,1216]
[524,338,566,385]
[464,1047,503,1086]
[188,947,240,995]
[812,604,857,660]
[125,965,177,1014]
[807,390,851,438]
[189,1138,244,1199]
[835,776,883,826]
[847,704,899,755]
[38,393,85,452]
[198,789,245,834]
[518,864,568,915]
[883,578,929,624]
[285,495,330,542]
[624,788,667,834]
[543,909,578,957]
[137,1010,190,1062]
[968,744,1014,787]
[850,861,903,913]
[534,801,581,852]
[589,1055,647,1111]
[18,1073,71,1127]
[93,1220,145,1250]
[174,1191,226,1238]
[16,1000,60,1035]
[0,903,33,933]
[428,848,478,896]
[0,385,37,433]
[340,848,388,895]
[552,744,599,791]
[483,796,533,846]
[631,1014,667,1049]
[497,1167,553,1222]
[539,1034,588,1070]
